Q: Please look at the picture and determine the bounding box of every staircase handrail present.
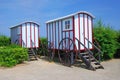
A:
[85,37,103,54]
[75,38,94,64]
[84,37,103,62]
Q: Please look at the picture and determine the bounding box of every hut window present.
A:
[65,20,70,29]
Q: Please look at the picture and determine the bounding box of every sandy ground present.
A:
[0,59,120,80]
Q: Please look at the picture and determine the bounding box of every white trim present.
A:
[46,11,95,23]
[10,21,40,29]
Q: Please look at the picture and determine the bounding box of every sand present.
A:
[0,59,120,80]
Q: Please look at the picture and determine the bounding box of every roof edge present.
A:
[10,21,40,29]
[46,11,95,23]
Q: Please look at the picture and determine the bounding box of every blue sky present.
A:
[0,0,120,37]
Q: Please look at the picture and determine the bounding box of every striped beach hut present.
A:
[46,11,95,51]
[10,21,40,48]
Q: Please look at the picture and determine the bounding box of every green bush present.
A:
[94,20,118,60]
[38,37,48,56]
[0,35,10,46]
[40,37,47,44]
[114,30,120,58]
[0,46,28,67]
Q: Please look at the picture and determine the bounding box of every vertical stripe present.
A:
[78,13,80,50]
[30,23,32,48]
[49,23,51,43]
[38,25,40,48]
[55,22,56,49]
[91,17,93,49]
[65,32,66,49]
[72,16,75,50]
[25,23,27,47]
[48,23,51,42]
[21,26,22,46]
[61,20,63,50]
[34,23,36,48]
[46,23,48,44]
[52,22,54,48]
[58,21,60,49]
[87,15,89,48]
[83,14,85,50]
[19,26,22,47]
[69,31,70,50]
[19,26,21,46]
[69,32,70,41]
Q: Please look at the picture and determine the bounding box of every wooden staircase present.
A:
[79,52,104,70]
[75,37,104,71]
[28,48,38,61]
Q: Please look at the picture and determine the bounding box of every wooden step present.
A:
[78,50,104,70]
[80,52,89,55]
[91,61,100,65]
[92,64,102,69]
[86,58,95,61]
[83,55,90,59]
[29,53,34,56]
[90,61,104,69]
[28,49,38,61]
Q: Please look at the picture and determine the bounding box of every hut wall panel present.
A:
[47,24,49,46]
[47,23,50,42]
[50,23,52,45]
[11,27,18,44]
[22,24,26,47]
[84,14,89,48]
[31,24,35,47]
[74,14,79,49]
[26,23,30,48]
[53,22,55,48]
[88,17,93,49]
[58,20,63,50]
[35,25,39,47]
[15,28,18,43]
[80,14,85,50]
[48,23,52,46]
[55,21,58,49]
[58,21,61,43]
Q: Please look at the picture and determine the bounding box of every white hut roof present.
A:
[10,21,40,29]
[46,11,95,23]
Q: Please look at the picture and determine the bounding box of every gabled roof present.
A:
[10,21,40,29]
[46,11,95,23]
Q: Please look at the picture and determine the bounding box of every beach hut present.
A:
[46,11,95,51]
[46,11,104,70]
[10,21,40,48]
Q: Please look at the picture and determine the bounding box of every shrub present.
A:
[40,37,47,44]
[94,20,118,60]
[114,30,120,58]
[0,35,10,46]
[38,37,48,56]
[0,46,28,67]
